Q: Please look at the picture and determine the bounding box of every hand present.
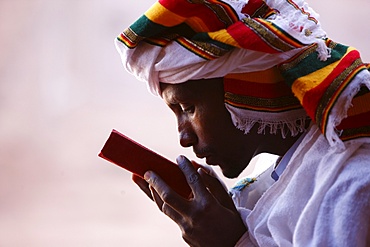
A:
[132,173,153,200]
[143,155,247,247]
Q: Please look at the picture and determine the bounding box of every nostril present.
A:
[179,130,197,148]
[179,132,192,147]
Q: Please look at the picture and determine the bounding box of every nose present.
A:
[178,122,197,148]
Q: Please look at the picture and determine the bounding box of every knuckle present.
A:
[181,223,198,247]
[178,156,192,172]
[188,172,200,184]
[161,203,169,214]
[194,200,211,217]
[150,175,158,186]
[186,205,204,221]
[161,191,170,201]
[179,160,189,171]
[161,191,175,205]
[181,223,193,237]
[182,235,192,247]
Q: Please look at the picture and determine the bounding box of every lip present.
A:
[195,153,208,159]
[197,154,218,166]
[195,150,218,165]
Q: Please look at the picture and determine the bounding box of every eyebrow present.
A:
[164,88,194,106]
[163,92,177,105]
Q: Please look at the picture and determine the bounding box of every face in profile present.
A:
[160,78,265,178]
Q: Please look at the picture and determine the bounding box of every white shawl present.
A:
[233,125,370,246]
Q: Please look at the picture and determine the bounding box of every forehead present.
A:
[160,78,224,103]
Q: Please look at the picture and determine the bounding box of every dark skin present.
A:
[132,78,304,246]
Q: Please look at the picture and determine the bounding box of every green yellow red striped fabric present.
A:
[279,39,370,142]
[116,0,370,145]
[224,67,302,113]
[117,0,304,59]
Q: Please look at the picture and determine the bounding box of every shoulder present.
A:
[322,142,370,208]
[312,142,370,246]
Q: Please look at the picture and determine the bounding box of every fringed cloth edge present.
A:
[279,40,370,149]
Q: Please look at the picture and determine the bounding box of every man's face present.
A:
[161,78,262,178]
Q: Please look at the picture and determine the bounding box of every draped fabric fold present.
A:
[115,0,370,147]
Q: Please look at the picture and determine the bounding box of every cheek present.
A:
[209,109,238,135]
[195,110,235,145]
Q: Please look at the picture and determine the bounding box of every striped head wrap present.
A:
[115,0,370,149]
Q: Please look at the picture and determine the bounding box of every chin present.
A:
[221,166,244,179]
[210,157,248,178]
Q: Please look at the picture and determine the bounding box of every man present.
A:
[115,0,370,245]
[133,78,313,246]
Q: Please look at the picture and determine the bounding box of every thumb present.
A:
[197,168,236,211]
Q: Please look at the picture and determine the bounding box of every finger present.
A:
[132,174,153,200]
[190,160,202,170]
[177,155,209,198]
[144,170,188,211]
[146,172,187,223]
[198,165,228,191]
[149,185,164,210]
[198,168,236,210]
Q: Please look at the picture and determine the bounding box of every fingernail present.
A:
[144,171,151,182]
[198,167,210,175]
[176,155,185,165]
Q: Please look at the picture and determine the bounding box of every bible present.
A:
[98,129,192,198]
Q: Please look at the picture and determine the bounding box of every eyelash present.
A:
[181,105,195,114]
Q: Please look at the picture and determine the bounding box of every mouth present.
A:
[194,148,219,165]
[195,152,207,159]
[196,153,218,166]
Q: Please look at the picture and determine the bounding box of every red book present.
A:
[98,129,192,198]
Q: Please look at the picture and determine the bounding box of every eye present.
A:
[180,104,195,114]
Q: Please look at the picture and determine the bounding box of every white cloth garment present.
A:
[232,124,370,246]
[115,39,301,96]
[115,0,328,97]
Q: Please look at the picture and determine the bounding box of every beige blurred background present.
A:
[0,0,369,246]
